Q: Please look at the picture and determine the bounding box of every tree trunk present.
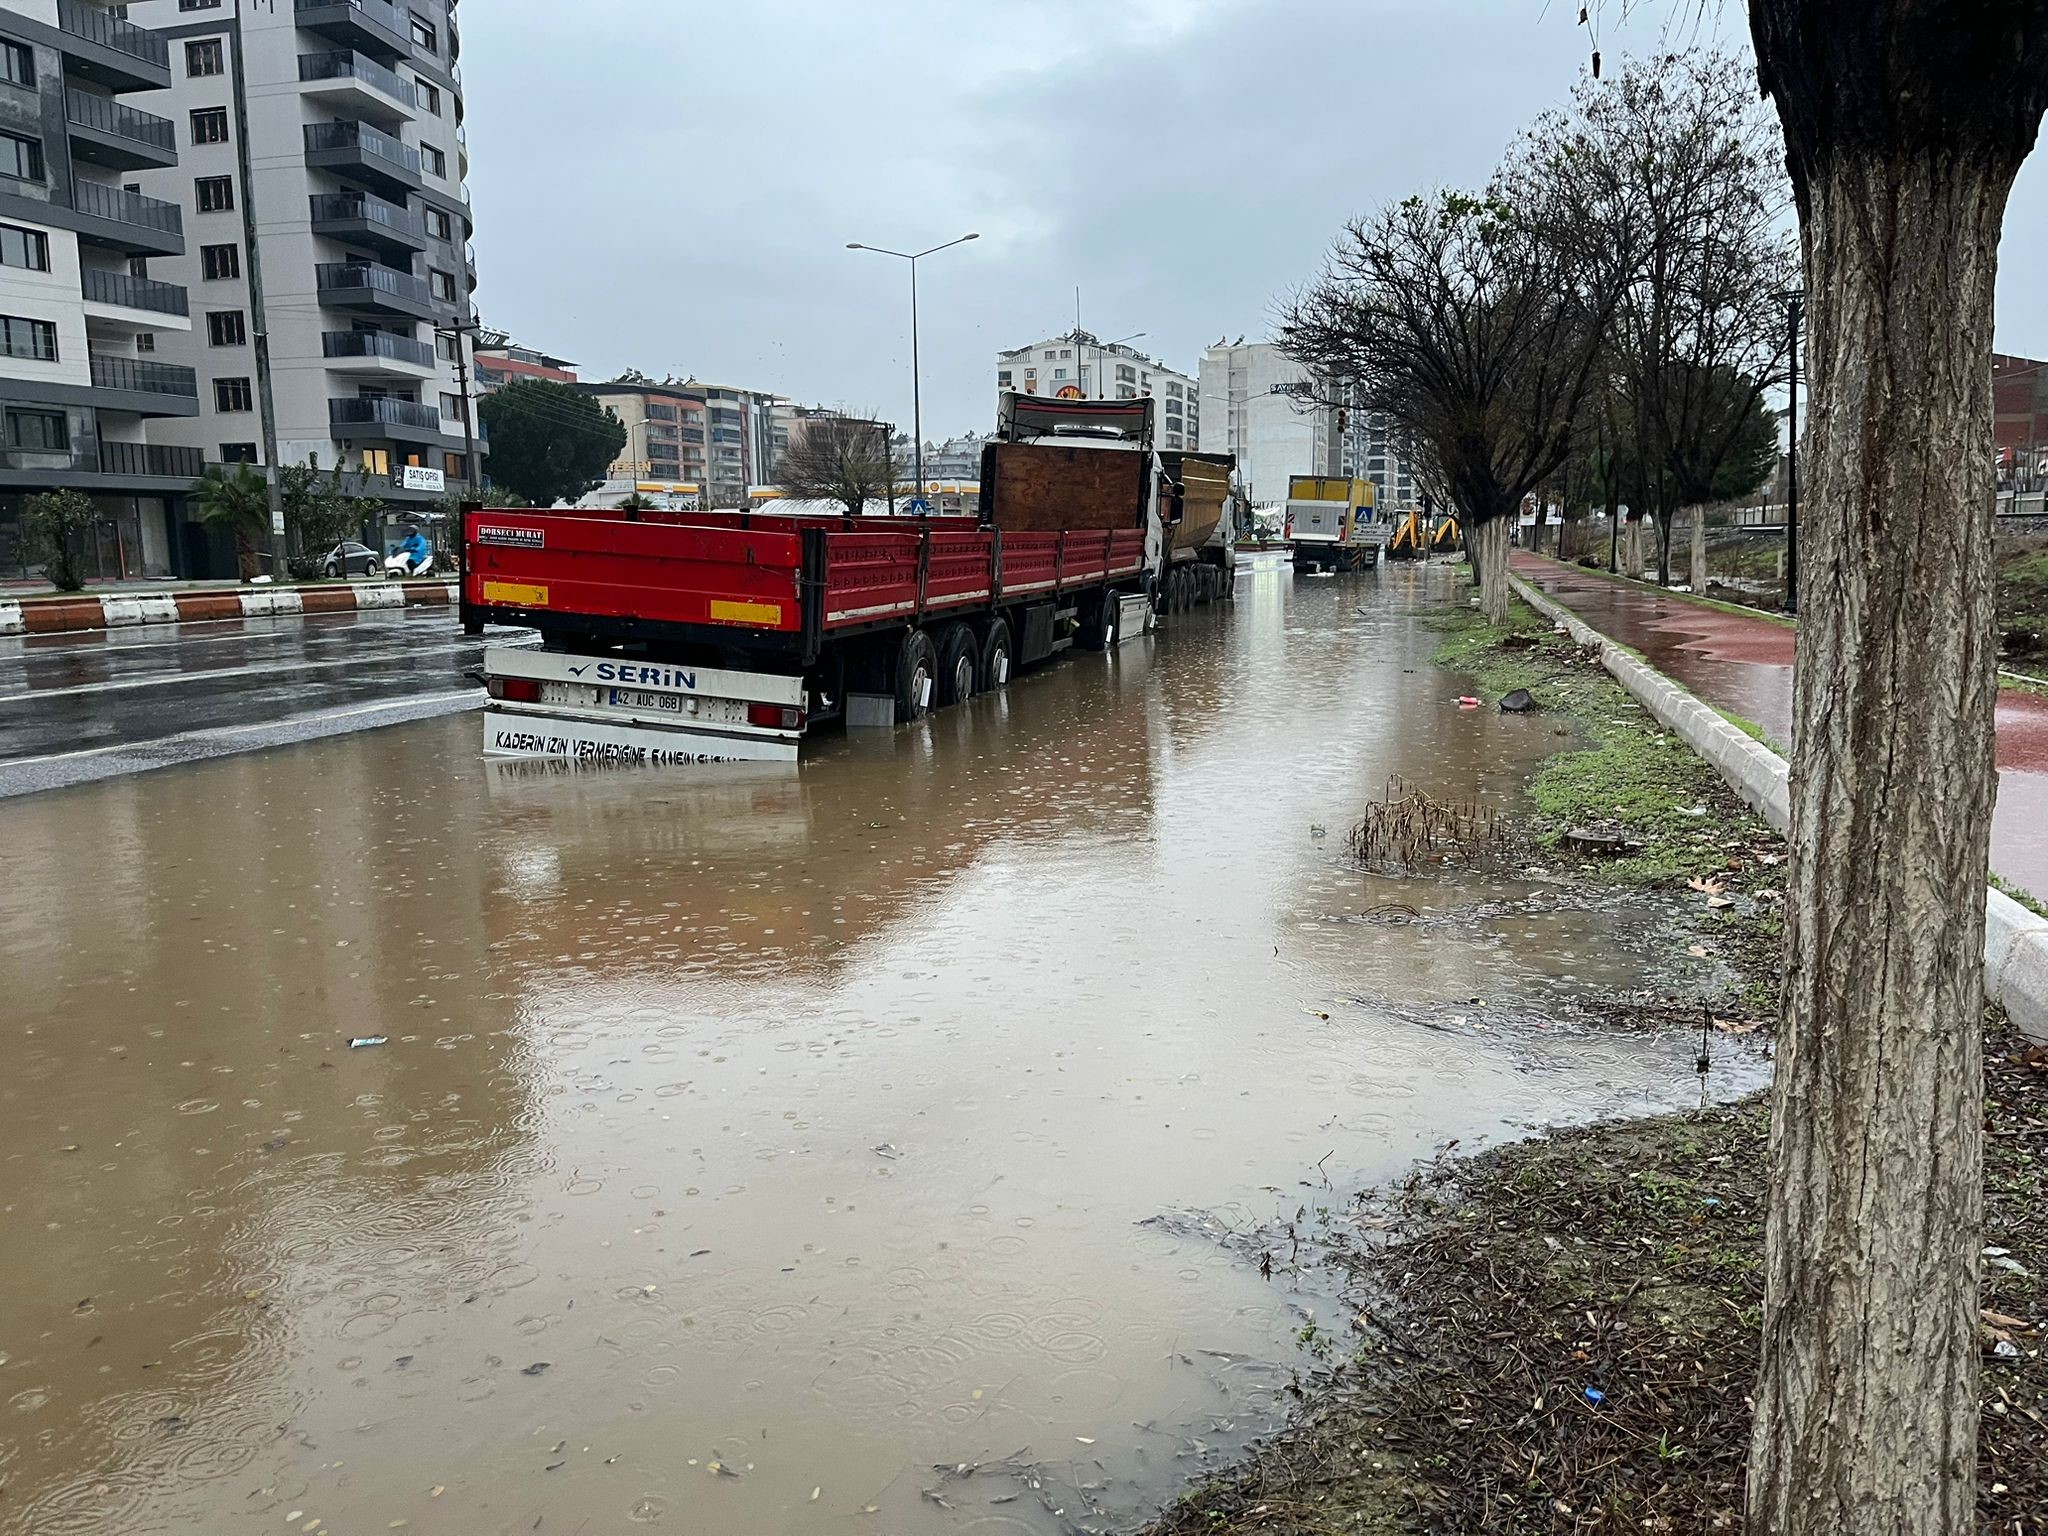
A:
[1474,516,1510,624]
[1689,506,1707,592]
[1744,147,2008,1535]
[233,527,259,582]
[1656,509,1673,587]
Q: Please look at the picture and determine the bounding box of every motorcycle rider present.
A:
[394,524,432,576]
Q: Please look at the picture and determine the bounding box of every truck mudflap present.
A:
[483,708,798,765]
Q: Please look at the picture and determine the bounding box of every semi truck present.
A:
[1285,476,1383,572]
[464,392,1194,764]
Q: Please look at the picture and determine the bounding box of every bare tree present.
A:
[1282,190,1619,621]
[1539,54,1796,585]
[1726,7,2048,1532]
[775,411,898,517]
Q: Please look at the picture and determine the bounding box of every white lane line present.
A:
[0,606,456,659]
[0,688,484,769]
[0,635,531,703]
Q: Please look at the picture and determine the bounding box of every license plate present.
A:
[534,680,746,724]
[609,686,684,713]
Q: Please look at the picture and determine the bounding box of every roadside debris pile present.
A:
[1346,779,1510,874]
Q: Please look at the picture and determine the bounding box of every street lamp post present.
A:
[1092,331,1146,399]
[847,233,979,513]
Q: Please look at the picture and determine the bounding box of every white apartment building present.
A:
[1346,406,1416,511]
[0,0,209,580]
[127,0,479,517]
[993,329,1199,451]
[1196,339,1339,506]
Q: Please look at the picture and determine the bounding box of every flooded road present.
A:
[0,567,1747,1536]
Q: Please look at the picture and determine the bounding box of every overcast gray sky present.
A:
[464,0,2048,442]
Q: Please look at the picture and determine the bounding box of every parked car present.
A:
[321,541,381,578]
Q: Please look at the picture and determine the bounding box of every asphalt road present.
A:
[0,606,528,797]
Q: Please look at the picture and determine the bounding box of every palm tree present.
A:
[190,462,272,580]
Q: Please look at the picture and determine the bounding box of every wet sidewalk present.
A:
[1514,554,2048,897]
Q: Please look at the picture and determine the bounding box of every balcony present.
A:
[322,329,434,376]
[81,266,190,328]
[56,0,172,93]
[98,440,206,480]
[315,261,436,321]
[68,177,183,257]
[65,90,179,172]
[294,0,411,60]
[90,353,200,417]
[299,50,417,119]
[308,190,425,258]
[303,120,422,199]
[329,394,445,446]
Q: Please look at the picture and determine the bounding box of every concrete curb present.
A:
[0,581,458,636]
[1510,573,2048,1043]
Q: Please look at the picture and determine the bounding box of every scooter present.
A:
[384,547,435,579]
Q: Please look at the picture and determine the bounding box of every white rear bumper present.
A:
[484,707,799,764]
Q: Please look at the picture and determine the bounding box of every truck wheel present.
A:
[978,618,1012,690]
[893,628,937,723]
[1077,590,1118,651]
[935,622,977,706]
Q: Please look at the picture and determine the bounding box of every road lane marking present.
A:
[0,688,485,770]
[0,635,535,703]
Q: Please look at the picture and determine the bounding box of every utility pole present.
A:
[434,317,478,562]
[226,0,284,547]
[1784,291,1803,616]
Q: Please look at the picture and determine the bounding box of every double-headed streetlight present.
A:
[847,232,979,511]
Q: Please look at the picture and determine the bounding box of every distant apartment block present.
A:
[474,338,574,396]
[993,329,1198,451]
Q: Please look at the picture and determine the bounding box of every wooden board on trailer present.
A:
[985,443,1147,533]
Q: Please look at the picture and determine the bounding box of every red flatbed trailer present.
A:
[465,506,1157,763]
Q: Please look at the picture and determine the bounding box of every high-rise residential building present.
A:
[0,0,208,582]
[473,338,575,397]
[1346,406,1416,512]
[1197,339,1339,506]
[126,0,480,523]
[577,378,707,496]
[692,380,784,505]
[992,329,1198,450]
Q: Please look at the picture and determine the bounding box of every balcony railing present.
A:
[308,190,423,241]
[303,119,422,177]
[329,395,441,432]
[90,353,199,397]
[299,49,418,107]
[70,177,183,237]
[56,0,171,69]
[99,440,205,478]
[323,330,434,367]
[295,0,407,37]
[65,89,177,154]
[81,266,188,316]
[315,261,432,306]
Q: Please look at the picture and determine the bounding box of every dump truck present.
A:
[1152,450,1239,611]
[463,393,1170,764]
[1284,476,1383,572]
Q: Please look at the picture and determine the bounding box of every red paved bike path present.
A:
[1513,554,2048,897]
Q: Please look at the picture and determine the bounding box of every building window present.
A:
[1117,364,1136,383]
[422,144,446,178]
[214,376,253,412]
[206,309,246,346]
[0,224,47,271]
[201,242,239,279]
[189,107,229,146]
[423,205,452,241]
[179,0,225,9]
[435,332,457,362]
[194,175,234,212]
[185,39,224,77]
[646,402,677,421]
[0,130,43,182]
[416,78,440,114]
[360,447,389,475]
[997,370,1012,386]
[439,391,465,422]
[135,332,155,352]
[1053,369,1067,380]
[409,12,436,50]
[428,267,454,300]
[219,441,257,462]
[8,409,67,450]
[1060,349,1072,359]
[0,314,58,361]
[444,451,465,479]
[1,40,33,88]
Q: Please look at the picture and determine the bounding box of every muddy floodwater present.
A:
[0,568,1755,1535]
